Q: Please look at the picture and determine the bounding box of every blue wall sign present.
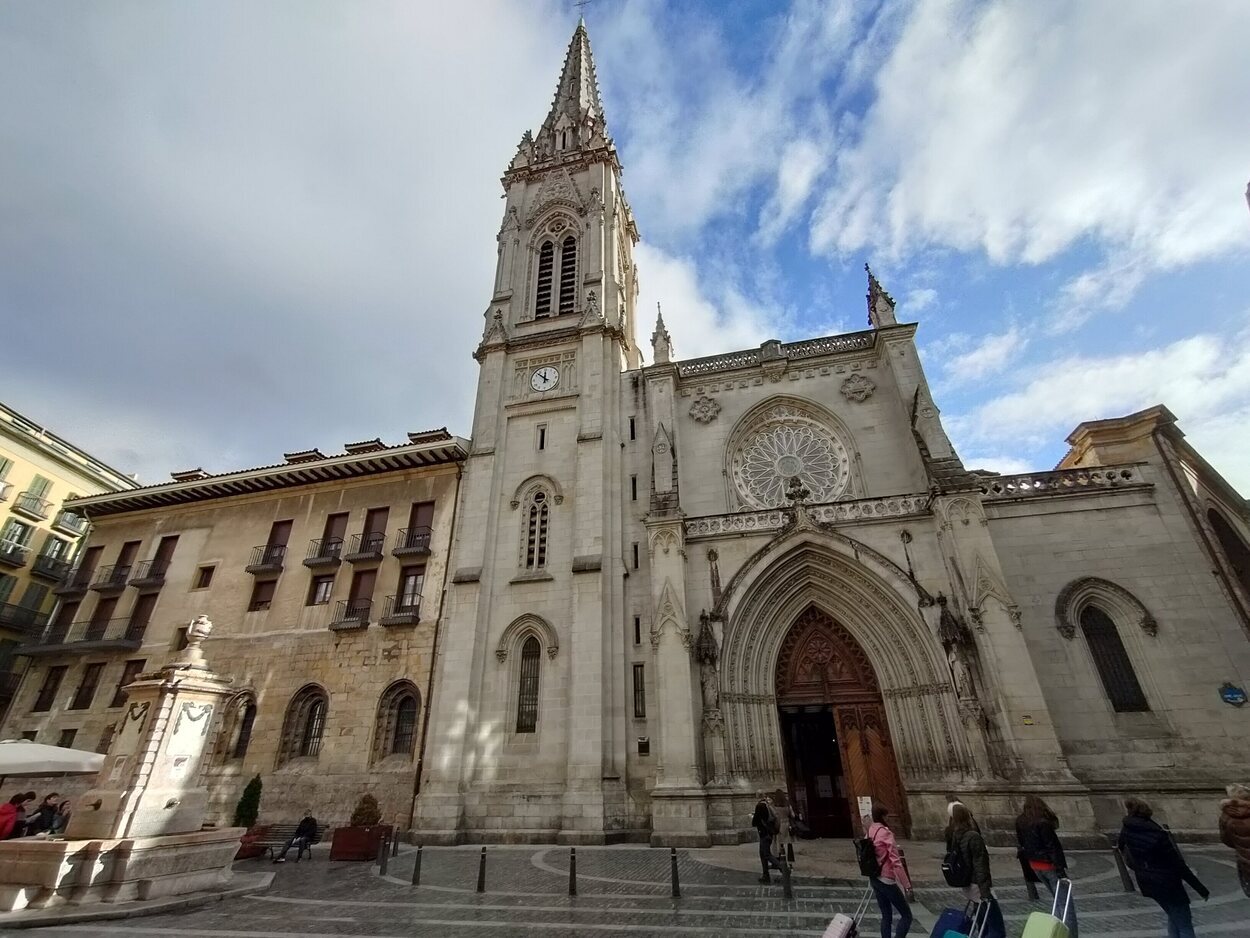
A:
[1219,683,1247,707]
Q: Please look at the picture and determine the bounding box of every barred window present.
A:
[525,490,550,570]
[632,663,646,718]
[233,702,257,758]
[1080,605,1148,712]
[516,636,541,733]
[535,241,554,318]
[279,685,328,764]
[373,680,421,762]
[558,235,577,315]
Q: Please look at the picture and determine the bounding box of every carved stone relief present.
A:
[689,395,721,424]
[839,374,876,402]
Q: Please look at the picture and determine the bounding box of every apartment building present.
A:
[3,429,466,828]
[0,402,137,720]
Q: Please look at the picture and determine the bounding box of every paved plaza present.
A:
[4,842,1247,937]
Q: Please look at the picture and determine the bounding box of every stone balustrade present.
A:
[977,464,1147,500]
[676,331,875,379]
[683,492,930,540]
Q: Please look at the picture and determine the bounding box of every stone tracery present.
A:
[729,402,851,508]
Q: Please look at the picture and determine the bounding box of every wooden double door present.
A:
[775,607,909,837]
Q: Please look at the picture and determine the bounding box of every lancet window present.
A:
[278,684,329,764]
[1079,605,1149,712]
[516,636,541,733]
[533,232,578,319]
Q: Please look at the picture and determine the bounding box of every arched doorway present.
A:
[775,605,909,837]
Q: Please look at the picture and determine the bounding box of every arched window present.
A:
[373,680,421,763]
[1208,508,1250,597]
[535,241,554,318]
[558,235,577,315]
[1079,605,1148,713]
[232,702,257,759]
[525,490,550,569]
[516,636,541,733]
[278,685,328,764]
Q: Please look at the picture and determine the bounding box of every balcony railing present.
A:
[30,554,73,583]
[128,559,169,590]
[329,598,371,630]
[0,540,31,569]
[0,602,50,636]
[11,492,52,522]
[245,544,286,576]
[91,564,132,592]
[52,566,93,596]
[343,532,385,563]
[0,481,11,502]
[379,594,420,627]
[51,511,89,537]
[0,671,23,700]
[17,616,145,656]
[392,526,432,558]
[303,537,343,568]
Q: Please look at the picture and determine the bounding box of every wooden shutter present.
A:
[535,241,554,317]
[558,236,577,315]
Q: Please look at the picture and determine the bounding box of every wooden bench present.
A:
[248,823,327,861]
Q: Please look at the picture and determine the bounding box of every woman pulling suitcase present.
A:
[1015,795,1079,937]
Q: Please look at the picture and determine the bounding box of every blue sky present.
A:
[2,1,1248,489]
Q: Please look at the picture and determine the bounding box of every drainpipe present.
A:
[408,463,463,831]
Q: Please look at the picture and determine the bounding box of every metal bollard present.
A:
[377,833,389,875]
[1113,848,1136,893]
[669,846,680,898]
[411,845,423,886]
[476,846,487,893]
[786,841,795,864]
[780,854,793,899]
[392,831,400,857]
[569,847,577,896]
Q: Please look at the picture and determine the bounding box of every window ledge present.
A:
[510,571,554,585]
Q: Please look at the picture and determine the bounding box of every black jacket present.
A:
[1118,815,1208,905]
[295,816,318,840]
[1016,814,1068,872]
[751,801,776,836]
[951,827,993,891]
[23,805,57,836]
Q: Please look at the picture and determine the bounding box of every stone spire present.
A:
[865,263,897,328]
[651,304,673,363]
[537,20,610,156]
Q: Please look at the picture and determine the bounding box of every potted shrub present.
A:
[232,775,269,860]
[329,793,393,861]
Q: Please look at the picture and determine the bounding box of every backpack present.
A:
[942,843,973,887]
[856,827,882,878]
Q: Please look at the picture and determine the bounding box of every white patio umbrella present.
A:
[0,739,104,787]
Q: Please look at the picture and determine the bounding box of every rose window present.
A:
[731,409,850,508]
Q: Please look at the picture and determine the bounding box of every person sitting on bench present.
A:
[274,810,318,863]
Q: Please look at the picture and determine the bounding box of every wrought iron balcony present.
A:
[303,537,343,568]
[51,511,89,537]
[0,540,31,569]
[0,602,49,636]
[30,554,73,583]
[392,526,432,558]
[17,616,144,656]
[128,558,169,590]
[90,563,132,593]
[11,491,52,522]
[329,598,371,631]
[245,544,286,576]
[52,566,93,596]
[343,532,385,563]
[379,594,420,627]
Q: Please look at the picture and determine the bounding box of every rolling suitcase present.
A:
[1021,878,1072,938]
[822,886,873,938]
[942,899,989,938]
[930,902,972,938]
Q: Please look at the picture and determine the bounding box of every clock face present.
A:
[530,366,560,392]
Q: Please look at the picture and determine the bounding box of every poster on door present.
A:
[858,795,874,828]
[816,775,834,799]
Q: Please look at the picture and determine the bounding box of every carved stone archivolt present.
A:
[726,399,853,509]
[495,613,559,662]
[1054,577,1159,640]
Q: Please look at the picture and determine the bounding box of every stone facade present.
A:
[2,433,464,830]
[413,22,1250,845]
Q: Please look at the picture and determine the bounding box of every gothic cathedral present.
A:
[414,22,1250,845]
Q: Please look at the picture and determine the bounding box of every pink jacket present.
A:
[867,822,911,891]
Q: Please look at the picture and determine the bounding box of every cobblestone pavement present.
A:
[9,843,1248,937]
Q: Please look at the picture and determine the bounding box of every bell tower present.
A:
[417,20,641,844]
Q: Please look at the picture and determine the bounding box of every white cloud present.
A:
[902,287,938,313]
[811,0,1250,290]
[963,454,1034,476]
[942,328,1027,383]
[757,138,829,246]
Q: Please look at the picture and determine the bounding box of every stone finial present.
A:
[652,303,673,363]
[865,263,897,328]
[181,615,213,668]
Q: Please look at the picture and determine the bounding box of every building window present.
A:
[637,737,650,756]
[56,728,77,749]
[1080,605,1149,713]
[632,663,646,718]
[0,573,15,605]
[535,240,555,318]
[631,475,637,501]
[110,659,146,708]
[373,680,421,762]
[524,490,550,570]
[32,665,67,712]
[397,566,424,613]
[248,579,276,612]
[558,235,577,315]
[629,416,636,441]
[1208,508,1250,598]
[68,663,105,710]
[96,724,115,754]
[307,575,334,606]
[537,424,547,451]
[233,701,257,759]
[516,636,541,733]
[279,685,329,763]
[632,542,639,569]
[173,627,189,651]
[20,730,37,741]
[633,616,641,646]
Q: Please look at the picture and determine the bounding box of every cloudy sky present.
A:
[2,0,1248,490]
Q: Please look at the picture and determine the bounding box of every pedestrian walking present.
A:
[1015,794,1079,937]
[752,793,784,883]
[1218,783,1250,897]
[1118,797,1208,938]
[862,804,913,938]
[770,790,794,865]
[946,803,1006,938]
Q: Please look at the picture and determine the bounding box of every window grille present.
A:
[69,663,104,710]
[280,685,328,763]
[33,666,66,712]
[300,700,326,756]
[558,236,577,315]
[516,636,541,733]
[535,241,554,318]
[392,696,418,755]
[372,681,421,762]
[526,491,549,569]
[632,663,646,718]
[1080,605,1149,712]
[233,702,257,758]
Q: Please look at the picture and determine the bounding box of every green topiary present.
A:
[233,774,263,829]
[349,793,381,827]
